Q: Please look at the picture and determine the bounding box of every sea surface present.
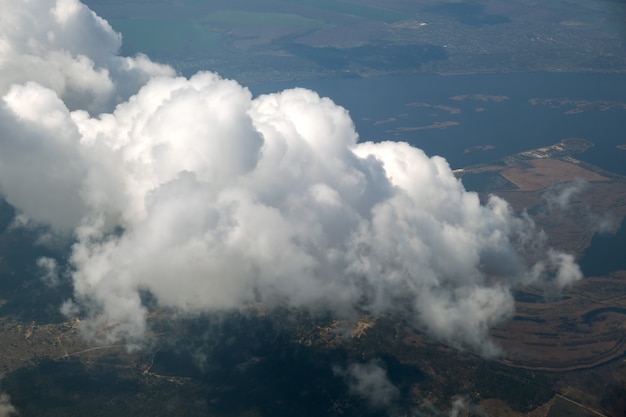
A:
[247,72,626,171]
[580,217,626,277]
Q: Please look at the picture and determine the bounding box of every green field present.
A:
[109,19,219,56]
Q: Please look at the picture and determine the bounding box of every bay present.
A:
[580,217,626,276]
[247,72,626,171]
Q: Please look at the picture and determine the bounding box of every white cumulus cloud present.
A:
[0,0,173,114]
[0,0,583,356]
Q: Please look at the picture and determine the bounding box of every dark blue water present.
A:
[247,72,626,171]
[580,217,626,277]
[460,170,514,193]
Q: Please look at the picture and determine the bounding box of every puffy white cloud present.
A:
[0,0,174,114]
[0,82,88,231]
[0,0,583,355]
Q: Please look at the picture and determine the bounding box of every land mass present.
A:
[83,0,626,83]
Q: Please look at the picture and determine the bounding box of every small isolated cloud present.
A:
[593,212,615,234]
[0,392,17,417]
[447,395,490,417]
[542,177,588,211]
[334,360,399,408]
[547,250,583,287]
[448,396,468,417]
[37,257,60,286]
[0,0,584,355]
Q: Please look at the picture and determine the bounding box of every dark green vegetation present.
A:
[2,358,214,417]
[0,311,563,417]
[0,312,412,417]
[147,313,425,416]
[3,359,144,417]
